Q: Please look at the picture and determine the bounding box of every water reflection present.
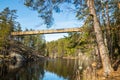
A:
[44,59,77,80]
[0,61,45,80]
[0,59,96,80]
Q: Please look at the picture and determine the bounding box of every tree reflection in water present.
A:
[0,61,45,80]
[0,59,98,80]
[71,57,98,80]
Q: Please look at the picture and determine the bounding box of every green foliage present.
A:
[24,0,84,27]
[15,28,46,55]
[46,13,96,58]
[46,26,95,58]
[0,7,17,51]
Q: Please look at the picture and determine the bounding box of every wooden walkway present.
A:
[11,28,82,36]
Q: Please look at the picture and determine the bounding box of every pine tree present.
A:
[0,7,17,52]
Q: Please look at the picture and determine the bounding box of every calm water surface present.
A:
[0,59,79,80]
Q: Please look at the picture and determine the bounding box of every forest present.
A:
[0,0,120,79]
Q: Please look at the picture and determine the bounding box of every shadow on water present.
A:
[0,58,98,80]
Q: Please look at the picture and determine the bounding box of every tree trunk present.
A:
[87,0,113,76]
[106,1,112,55]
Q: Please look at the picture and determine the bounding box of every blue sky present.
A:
[0,0,82,42]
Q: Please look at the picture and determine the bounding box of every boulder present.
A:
[9,52,25,62]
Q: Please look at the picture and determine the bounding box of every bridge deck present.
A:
[11,28,82,36]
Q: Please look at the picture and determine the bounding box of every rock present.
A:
[9,52,25,62]
[9,61,22,69]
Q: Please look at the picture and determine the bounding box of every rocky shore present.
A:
[0,40,45,63]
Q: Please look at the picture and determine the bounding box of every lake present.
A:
[0,59,81,80]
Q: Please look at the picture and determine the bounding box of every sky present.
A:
[0,0,83,42]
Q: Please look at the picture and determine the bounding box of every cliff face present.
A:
[0,40,44,62]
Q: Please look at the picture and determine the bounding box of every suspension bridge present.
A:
[11,27,82,36]
[11,26,120,36]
